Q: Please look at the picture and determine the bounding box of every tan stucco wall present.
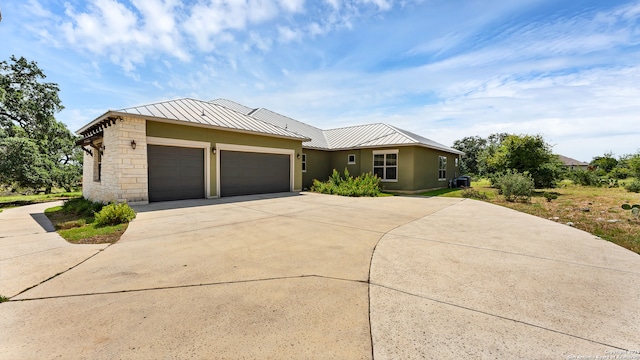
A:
[82,117,148,204]
[147,121,304,196]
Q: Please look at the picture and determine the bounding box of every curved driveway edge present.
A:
[370,199,640,359]
[0,202,108,298]
[1,194,638,359]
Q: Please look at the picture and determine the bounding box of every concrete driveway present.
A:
[1,193,639,359]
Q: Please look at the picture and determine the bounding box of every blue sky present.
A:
[1,0,639,162]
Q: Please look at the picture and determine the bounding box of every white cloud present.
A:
[60,0,187,71]
[278,26,302,43]
[278,0,305,13]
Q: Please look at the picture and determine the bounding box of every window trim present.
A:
[372,149,399,182]
[93,141,103,182]
[301,153,306,173]
[438,156,447,181]
[347,154,356,165]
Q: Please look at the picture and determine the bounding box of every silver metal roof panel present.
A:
[115,98,309,140]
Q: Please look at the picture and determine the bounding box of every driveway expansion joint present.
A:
[369,282,629,352]
[11,244,112,299]
[9,274,369,302]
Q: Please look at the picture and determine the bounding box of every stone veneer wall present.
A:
[82,116,149,204]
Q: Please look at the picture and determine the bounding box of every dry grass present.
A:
[473,182,640,254]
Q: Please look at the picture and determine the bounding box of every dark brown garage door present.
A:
[220,151,290,197]
[148,145,204,202]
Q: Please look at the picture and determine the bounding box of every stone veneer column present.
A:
[81,116,149,204]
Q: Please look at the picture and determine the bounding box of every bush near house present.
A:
[45,197,135,244]
[492,170,534,202]
[311,168,381,197]
[94,202,137,226]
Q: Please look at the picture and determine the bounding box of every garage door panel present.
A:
[148,145,205,202]
[220,151,290,197]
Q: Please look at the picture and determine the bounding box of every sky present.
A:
[1,0,639,162]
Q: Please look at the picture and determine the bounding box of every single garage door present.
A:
[148,145,204,202]
[220,150,290,197]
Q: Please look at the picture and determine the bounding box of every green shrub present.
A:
[94,202,136,226]
[569,169,602,187]
[543,192,558,202]
[62,197,104,216]
[311,168,381,197]
[625,179,640,193]
[494,170,534,202]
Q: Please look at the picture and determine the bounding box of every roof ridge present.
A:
[254,108,325,131]
[324,122,386,132]
[117,97,203,111]
[382,123,419,143]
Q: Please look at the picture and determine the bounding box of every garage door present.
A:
[148,145,204,202]
[220,151,290,197]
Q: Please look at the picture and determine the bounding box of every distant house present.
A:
[557,155,589,170]
[76,98,463,204]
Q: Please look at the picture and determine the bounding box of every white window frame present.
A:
[301,153,306,173]
[438,156,447,181]
[372,149,399,182]
[347,154,356,165]
[93,141,103,182]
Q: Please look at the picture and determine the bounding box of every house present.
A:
[557,155,589,171]
[77,98,463,204]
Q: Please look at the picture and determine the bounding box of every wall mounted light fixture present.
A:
[212,146,216,154]
[296,153,301,159]
[130,140,136,150]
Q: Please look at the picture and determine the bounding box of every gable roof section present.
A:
[324,123,464,154]
[208,98,254,115]
[248,108,330,149]
[78,98,309,141]
[557,155,589,166]
[210,99,462,154]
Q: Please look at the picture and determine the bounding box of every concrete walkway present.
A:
[1,194,638,359]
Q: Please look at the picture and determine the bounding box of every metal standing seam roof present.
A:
[208,98,254,115]
[323,123,464,154]
[110,98,309,141]
[209,99,461,154]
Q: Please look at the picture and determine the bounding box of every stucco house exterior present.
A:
[77,98,463,204]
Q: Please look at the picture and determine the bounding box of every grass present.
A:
[0,191,82,209]
[421,180,640,254]
[45,204,127,244]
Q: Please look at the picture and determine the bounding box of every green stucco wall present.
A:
[302,146,460,193]
[412,147,461,190]
[302,149,332,189]
[147,121,304,196]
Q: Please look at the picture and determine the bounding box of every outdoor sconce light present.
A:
[130,140,136,150]
[212,147,216,154]
[296,153,301,159]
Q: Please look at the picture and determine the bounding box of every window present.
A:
[93,142,103,182]
[373,150,398,181]
[455,157,459,167]
[301,153,306,172]
[438,156,447,180]
[348,154,356,164]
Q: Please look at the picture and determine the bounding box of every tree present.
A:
[452,136,487,175]
[0,56,81,192]
[590,152,618,176]
[480,134,561,188]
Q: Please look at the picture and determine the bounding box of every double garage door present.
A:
[148,145,291,201]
